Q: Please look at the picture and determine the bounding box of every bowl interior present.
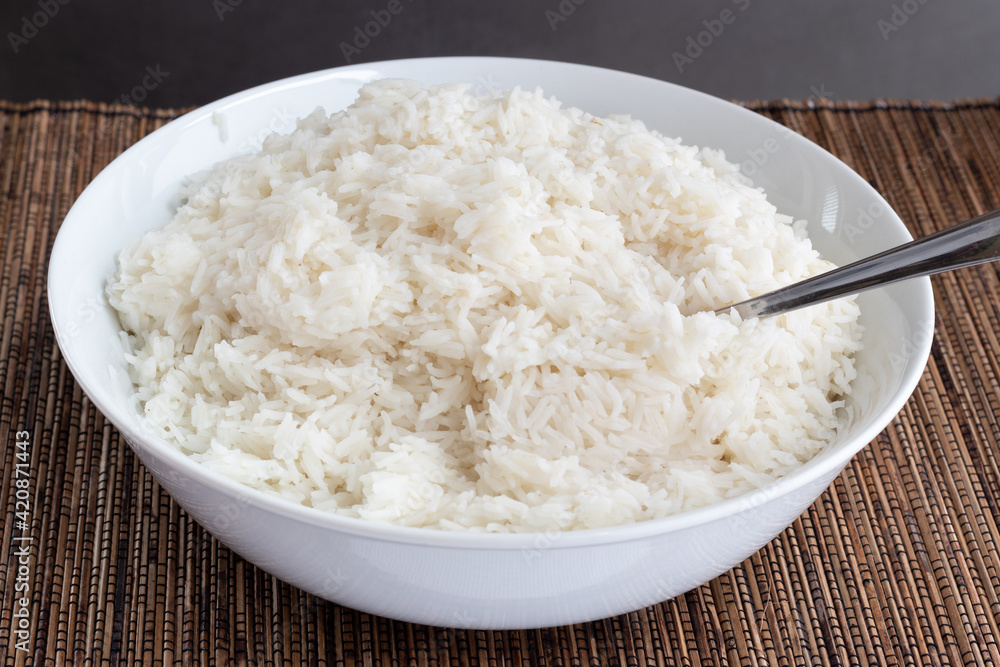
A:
[48,57,933,544]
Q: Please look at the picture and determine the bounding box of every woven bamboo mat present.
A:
[2,96,1000,665]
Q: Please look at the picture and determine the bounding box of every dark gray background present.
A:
[1,0,997,107]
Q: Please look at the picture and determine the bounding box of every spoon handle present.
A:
[718,206,1000,319]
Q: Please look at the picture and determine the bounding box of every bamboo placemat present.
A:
[2,96,1000,665]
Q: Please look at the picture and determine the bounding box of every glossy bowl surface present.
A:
[48,57,933,629]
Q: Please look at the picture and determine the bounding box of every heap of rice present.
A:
[108,79,862,532]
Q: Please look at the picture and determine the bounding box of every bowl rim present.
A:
[48,55,935,551]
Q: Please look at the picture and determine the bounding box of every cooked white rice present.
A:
[107,79,862,532]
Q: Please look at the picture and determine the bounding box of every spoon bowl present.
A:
[47,57,935,629]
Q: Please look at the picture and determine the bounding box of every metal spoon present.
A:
[716,207,1000,319]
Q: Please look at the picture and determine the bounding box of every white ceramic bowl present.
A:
[48,57,933,629]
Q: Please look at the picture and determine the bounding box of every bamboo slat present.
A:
[2,97,1000,665]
